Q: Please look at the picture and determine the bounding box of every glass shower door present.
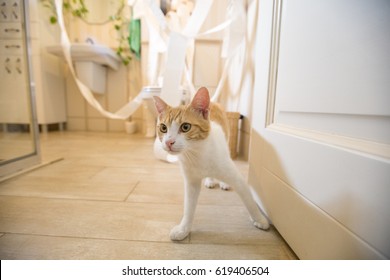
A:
[0,0,40,178]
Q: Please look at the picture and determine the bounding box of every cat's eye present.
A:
[180,123,192,133]
[159,123,168,133]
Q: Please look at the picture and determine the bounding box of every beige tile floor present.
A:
[0,131,297,260]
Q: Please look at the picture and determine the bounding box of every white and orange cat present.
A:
[154,87,269,241]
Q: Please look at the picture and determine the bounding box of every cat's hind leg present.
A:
[219,162,269,230]
[219,181,230,191]
[203,177,219,189]
[203,177,231,191]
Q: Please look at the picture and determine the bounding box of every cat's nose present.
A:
[166,139,175,149]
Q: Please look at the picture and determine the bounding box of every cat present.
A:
[153,87,270,241]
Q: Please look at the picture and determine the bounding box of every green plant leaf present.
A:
[50,16,57,24]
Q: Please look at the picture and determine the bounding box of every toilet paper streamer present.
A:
[54,0,247,163]
[54,0,143,120]
[160,32,188,106]
[54,0,245,120]
[160,0,214,106]
[54,0,217,119]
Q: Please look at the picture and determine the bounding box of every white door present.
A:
[248,0,390,259]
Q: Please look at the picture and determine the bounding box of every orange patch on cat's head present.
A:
[153,88,212,141]
[156,104,210,141]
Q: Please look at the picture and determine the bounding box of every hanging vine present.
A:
[40,0,135,65]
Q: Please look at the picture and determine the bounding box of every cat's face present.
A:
[154,87,211,154]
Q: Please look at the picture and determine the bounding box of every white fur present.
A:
[160,121,185,154]
[159,121,270,241]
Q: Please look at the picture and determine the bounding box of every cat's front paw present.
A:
[170,225,190,241]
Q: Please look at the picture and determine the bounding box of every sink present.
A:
[47,43,121,94]
[46,43,120,71]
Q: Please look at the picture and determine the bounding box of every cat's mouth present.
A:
[161,139,184,154]
[164,147,182,155]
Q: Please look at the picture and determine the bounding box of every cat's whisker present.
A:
[182,148,197,167]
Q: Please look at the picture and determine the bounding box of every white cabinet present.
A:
[30,0,66,130]
[0,0,30,124]
[0,0,66,130]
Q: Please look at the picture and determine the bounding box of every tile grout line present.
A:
[0,231,279,247]
[0,231,191,246]
[0,194,128,204]
[123,180,140,202]
[0,157,64,184]
[0,193,188,205]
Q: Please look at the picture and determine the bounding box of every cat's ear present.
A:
[153,96,168,115]
[191,87,210,119]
